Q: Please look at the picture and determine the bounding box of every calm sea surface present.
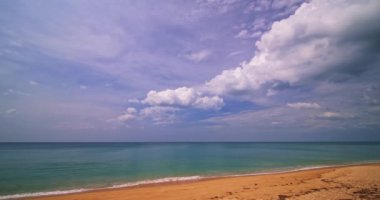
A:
[1,142,380,198]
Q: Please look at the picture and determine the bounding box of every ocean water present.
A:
[1,142,380,198]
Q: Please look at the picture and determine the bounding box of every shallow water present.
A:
[1,142,380,198]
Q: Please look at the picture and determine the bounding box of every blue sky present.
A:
[1,0,380,142]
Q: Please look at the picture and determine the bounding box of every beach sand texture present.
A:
[29,164,380,200]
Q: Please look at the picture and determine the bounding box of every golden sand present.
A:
[29,164,380,200]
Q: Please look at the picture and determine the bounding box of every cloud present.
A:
[205,66,252,95]
[142,87,224,110]
[185,50,212,62]
[244,0,271,12]
[140,106,179,125]
[143,87,196,106]
[193,96,224,110]
[234,30,249,39]
[287,102,321,109]
[205,0,380,97]
[115,106,180,125]
[116,107,137,122]
[235,30,262,39]
[135,0,380,113]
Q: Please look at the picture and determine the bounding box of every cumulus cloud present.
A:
[287,102,321,109]
[205,0,380,97]
[143,87,196,106]
[185,50,212,62]
[142,87,224,110]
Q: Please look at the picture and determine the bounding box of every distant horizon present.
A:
[2,140,380,143]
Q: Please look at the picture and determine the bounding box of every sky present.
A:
[1,0,380,142]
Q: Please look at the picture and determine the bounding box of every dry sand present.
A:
[28,164,380,200]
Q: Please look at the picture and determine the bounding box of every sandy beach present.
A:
[26,164,380,200]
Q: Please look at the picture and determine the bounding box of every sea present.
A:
[1,142,380,199]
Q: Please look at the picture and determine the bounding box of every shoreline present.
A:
[2,161,380,200]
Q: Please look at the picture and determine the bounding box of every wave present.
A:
[110,176,202,188]
[0,189,89,200]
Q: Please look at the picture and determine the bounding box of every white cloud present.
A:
[143,87,196,106]
[185,50,212,62]
[204,0,380,97]
[193,96,224,110]
[287,102,321,109]
[205,66,252,95]
[142,87,223,110]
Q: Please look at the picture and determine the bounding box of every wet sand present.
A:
[29,164,380,200]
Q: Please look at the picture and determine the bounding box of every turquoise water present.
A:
[1,142,380,198]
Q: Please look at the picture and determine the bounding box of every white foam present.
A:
[110,176,203,188]
[0,189,89,200]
